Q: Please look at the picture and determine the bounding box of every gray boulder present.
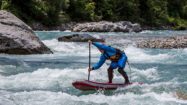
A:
[73,21,142,32]
[137,36,187,49]
[58,34,105,42]
[0,10,52,54]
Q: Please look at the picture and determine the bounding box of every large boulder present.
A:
[73,21,142,32]
[137,36,187,49]
[0,10,52,54]
[58,34,105,42]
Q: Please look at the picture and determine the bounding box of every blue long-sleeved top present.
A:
[92,42,121,70]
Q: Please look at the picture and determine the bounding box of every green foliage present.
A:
[67,0,100,21]
[167,17,187,30]
[182,4,187,19]
[1,0,11,10]
[167,0,187,18]
[85,2,95,21]
[113,0,140,21]
[0,0,187,28]
[41,0,62,26]
[61,0,70,10]
[147,0,168,25]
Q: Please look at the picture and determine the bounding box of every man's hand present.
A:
[88,68,92,72]
[88,40,92,44]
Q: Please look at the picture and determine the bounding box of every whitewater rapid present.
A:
[0,30,187,105]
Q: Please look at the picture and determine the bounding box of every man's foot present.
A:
[108,81,112,84]
[124,81,130,85]
[118,69,130,85]
[108,68,113,84]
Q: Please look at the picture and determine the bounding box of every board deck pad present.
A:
[72,80,143,91]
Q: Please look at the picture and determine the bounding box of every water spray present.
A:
[127,59,132,82]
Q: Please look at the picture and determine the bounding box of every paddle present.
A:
[127,60,131,82]
[88,40,91,81]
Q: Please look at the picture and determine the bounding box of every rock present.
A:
[175,91,187,100]
[73,21,142,32]
[31,21,142,32]
[0,10,52,54]
[58,34,105,42]
[137,36,187,49]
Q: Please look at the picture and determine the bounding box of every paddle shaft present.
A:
[127,60,131,82]
[88,41,91,81]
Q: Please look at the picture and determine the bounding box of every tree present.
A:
[114,0,140,22]
[167,0,186,18]
[1,0,10,10]
[85,2,98,21]
[41,0,62,25]
[0,0,2,9]
[67,0,97,21]
[139,0,168,26]
[94,0,115,21]
[0,0,186,27]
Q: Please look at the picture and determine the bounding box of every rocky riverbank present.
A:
[137,36,187,49]
[31,21,142,32]
[31,21,187,31]
[0,10,52,54]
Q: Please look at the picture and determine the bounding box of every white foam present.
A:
[42,38,173,64]
[184,48,187,53]
[0,62,160,91]
[130,67,159,81]
[43,39,172,63]
[125,46,171,63]
[0,68,87,90]
[148,92,187,104]
[0,65,115,90]
[2,90,186,105]
[43,39,100,56]
[0,63,143,91]
[140,30,154,34]
[0,65,17,74]
[63,30,71,32]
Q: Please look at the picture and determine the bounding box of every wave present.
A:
[184,48,187,53]
[125,46,171,63]
[130,67,159,81]
[43,39,100,56]
[0,65,162,92]
[43,39,173,63]
[1,90,186,105]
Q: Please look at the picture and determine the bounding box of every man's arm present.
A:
[92,42,115,52]
[92,54,106,70]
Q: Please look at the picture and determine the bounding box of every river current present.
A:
[0,30,187,105]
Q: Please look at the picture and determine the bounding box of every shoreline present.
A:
[31,21,187,32]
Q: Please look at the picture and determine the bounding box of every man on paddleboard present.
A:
[88,41,130,84]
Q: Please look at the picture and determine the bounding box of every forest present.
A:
[1,0,187,29]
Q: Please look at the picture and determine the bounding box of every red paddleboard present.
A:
[72,80,143,91]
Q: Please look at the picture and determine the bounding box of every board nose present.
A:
[72,81,77,87]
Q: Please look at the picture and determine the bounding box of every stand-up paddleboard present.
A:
[73,41,143,91]
[72,80,143,91]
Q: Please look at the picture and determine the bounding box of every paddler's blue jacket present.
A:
[92,42,127,70]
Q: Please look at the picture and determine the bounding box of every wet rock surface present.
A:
[58,34,105,42]
[73,21,141,32]
[137,36,187,49]
[31,21,142,32]
[0,10,52,54]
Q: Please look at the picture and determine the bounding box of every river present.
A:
[0,30,187,105]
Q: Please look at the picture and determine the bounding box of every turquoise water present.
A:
[0,30,187,105]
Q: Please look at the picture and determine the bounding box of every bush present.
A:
[0,0,187,27]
